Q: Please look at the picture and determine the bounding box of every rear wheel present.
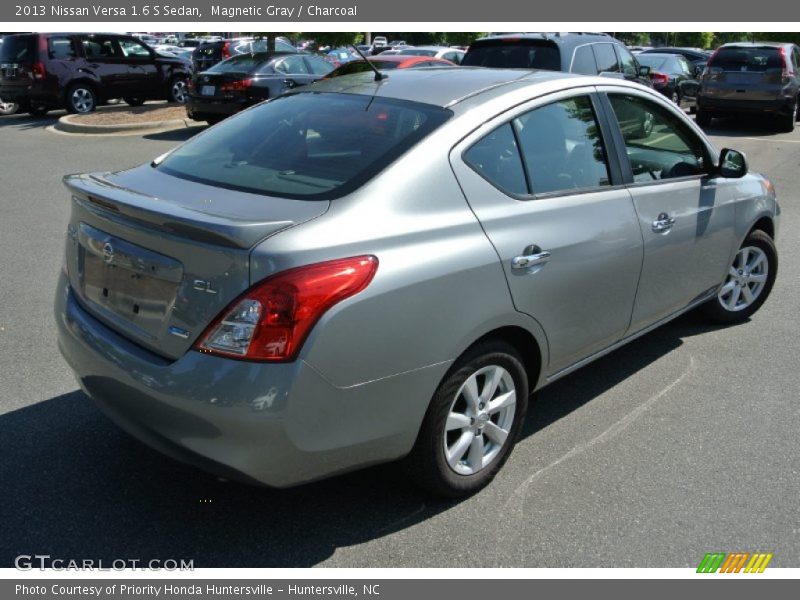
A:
[778,98,797,133]
[0,98,18,116]
[123,96,146,107]
[65,83,96,114]
[695,108,711,127]
[405,340,529,497]
[700,230,777,324]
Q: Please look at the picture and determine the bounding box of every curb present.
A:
[54,113,197,134]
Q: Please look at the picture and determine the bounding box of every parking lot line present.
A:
[739,137,800,144]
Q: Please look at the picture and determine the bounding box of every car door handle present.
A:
[511,250,551,270]
[652,213,676,233]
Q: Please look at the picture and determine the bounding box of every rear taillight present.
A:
[779,47,791,84]
[220,78,253,92]
[650,71,669,85]
[32,62,46,80]
[221,41,232,59]
[195,256,379,362]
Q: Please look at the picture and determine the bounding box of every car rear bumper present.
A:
[185,96,248,119]
[697,95,795,114]
[55,274,445,487]
[0,83,53,105]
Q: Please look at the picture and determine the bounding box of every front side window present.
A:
[514,96,611,194]
[305,55,334,75]
[157,93,452,199]
[608,94,707,183]
[614,45,638,76]
[118,39,152,58]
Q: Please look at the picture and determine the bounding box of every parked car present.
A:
[327,47,359,64]
[179,38,201,48]
[636,52,700,111]
[324,55,456,78]
[640,47,711,72]
[186,52,334,124]
[398,45,466,64]
[463,32,652,86]
[57,69,778,497]
[697,42,800,131]
[192,38,297,71]
[0,33,192,115]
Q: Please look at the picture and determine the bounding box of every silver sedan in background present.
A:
[55,68,779,497]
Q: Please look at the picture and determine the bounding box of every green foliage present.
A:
[670,32,715,49]
[303,32,363,48]
[615,32,651,46]
[444,32,487,46]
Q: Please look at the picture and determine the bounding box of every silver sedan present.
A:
[55,68,779,496]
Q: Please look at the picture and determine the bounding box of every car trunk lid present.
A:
[63,165,329,360]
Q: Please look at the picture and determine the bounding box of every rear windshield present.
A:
[710,47,783,72]
[0,35,36,63]
[157,92,452,199]
[207,54,269,73]
[462,40,561,70]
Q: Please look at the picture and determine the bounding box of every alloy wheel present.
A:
[71,88,94,113]
[443,365,516,475]
[171,80,188,104]
[718,246,769,312]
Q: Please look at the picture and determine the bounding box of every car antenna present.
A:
[351,43,386,82]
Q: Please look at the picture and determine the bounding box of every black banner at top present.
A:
[1,0,795,22]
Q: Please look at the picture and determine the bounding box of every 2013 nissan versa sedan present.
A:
[56,68,780,497]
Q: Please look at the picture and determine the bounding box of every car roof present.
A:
[721,41,790,48]
[472,32,614,45]
[404,45,454,51]
[301,66,619,109]
[637,53,681,59]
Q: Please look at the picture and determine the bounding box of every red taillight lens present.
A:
[220,78,253,92]
[195,256,379,362]
[221,41,232,59]
[650,71,669,85]
[32,62,46,80]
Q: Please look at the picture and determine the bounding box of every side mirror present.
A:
[693,65,703,77]
[718,148,748,178]
[638,65,651,77]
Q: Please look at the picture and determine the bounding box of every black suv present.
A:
[463,32,652,86]
[0,33,192,115]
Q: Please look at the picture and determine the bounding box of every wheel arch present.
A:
[61,77,99,105]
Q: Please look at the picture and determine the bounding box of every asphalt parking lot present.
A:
[0,109,798,568]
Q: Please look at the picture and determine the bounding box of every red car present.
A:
[325,54,456,78]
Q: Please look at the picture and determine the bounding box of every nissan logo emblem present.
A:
[102,242,114,264]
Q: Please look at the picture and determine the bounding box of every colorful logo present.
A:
[697,552,773,573]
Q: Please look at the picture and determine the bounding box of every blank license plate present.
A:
[201,85,215,96]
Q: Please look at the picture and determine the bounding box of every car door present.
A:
[78,35,129,98]
[274,55,315,92]
[116,37,159,97]
[600,88,738,333]
[450,89,644,375]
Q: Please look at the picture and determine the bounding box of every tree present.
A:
[302,32,363,49]
[670,32,715,49]
[444,32,487,47]
[614,32,651,46]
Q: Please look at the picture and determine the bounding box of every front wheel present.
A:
[700,230,777,324]
[405,340,529,497]
[168,77,189,104]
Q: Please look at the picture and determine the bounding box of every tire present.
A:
[27,103,49,117]
[778,98,797,133]
[405,340,530,498]
[65,83,96,114]
[0,98,18,116]
[700,230,777,325]
[695,108,711,128]
[167,76,189,104]
[123,96,145,107]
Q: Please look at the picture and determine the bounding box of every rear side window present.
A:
[81,36,122,59]
[571,45,597,75]
[0,35,36,62]
[305,55,334,75]
[464,124,528,195]
[514,96,611,194]
[157,93,452,199]
[462,41,560,70]
[48,37,77,60]
[275,56,309,74]
[209,54,264,73]
[593,43,619,73]
[710,47,783,72]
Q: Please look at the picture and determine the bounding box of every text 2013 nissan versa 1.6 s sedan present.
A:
[56,68,779,497]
